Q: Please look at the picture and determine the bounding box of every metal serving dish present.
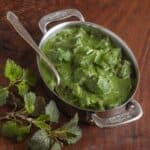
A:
[37,9,143,128]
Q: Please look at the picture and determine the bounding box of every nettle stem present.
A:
[15,114,33,123]
[0,112,33,124]
[0,115,10,121]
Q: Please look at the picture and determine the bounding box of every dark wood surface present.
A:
[0,0,150,150]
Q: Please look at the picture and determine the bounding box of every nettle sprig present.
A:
[0,59,82,150]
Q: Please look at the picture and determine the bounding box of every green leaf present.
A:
[16,125,31,142]
[45,100,59,123]
[2,121,16,138]
[31,96,46,117]
[0,87,9,106]
[24,92,36,114]
[51,142,61,150]
[2,121,30,142]
[62,113,82,144]
[5,59,23,82]
[84,76,98,93]
[7,92,24,109]
[36,114,50,122]
[23,70,37,86]
[57,48,72,62]
[118,60,131,79]
[63,113,79,128]
[17,80,29,96]
[33,119,50,131]
[54,113,82,144]
[28,130,51,150]
[33,114,50,131]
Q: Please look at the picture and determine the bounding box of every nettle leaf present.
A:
[0,87,9,106]
[2,121,30,142]
[16,125,31,142]
[2,121,16,138]
[28,129,52,150]
[63,113,79,128]
[55,113,82,144]
[8,92,24,109]
[51,142,61,150]
[5,59,23,82]
[36,114,50,122]
[31,96,46,117]
[57,48,72,62]
[33,121,49,131]
[24,92,36,114]
[45,100,59,123]
[23,70,37,86]
[62,113,82,144]
[33,115,50,131]
[118,60,131,79]
[17,80,29,96]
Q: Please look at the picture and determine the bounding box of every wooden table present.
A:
[0,0,150,150]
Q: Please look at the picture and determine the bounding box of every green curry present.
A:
[39,26,135,111]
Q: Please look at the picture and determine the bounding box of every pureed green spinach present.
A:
[39,26,135,111]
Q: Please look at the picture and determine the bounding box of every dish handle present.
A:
[39,9,85,34]
[92,100,143,128]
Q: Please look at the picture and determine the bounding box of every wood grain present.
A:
[0,0,150,150]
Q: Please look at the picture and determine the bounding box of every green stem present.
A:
[0,112,33,125]
[5,82,14,89]
[6,79,22,90]
[51,129,66,138]
[15,114,33,123]
[16,109,26,115]
[0,115,10,121]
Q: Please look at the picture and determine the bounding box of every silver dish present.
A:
[37,9,143,128]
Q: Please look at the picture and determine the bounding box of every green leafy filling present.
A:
[40,26,135,110]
